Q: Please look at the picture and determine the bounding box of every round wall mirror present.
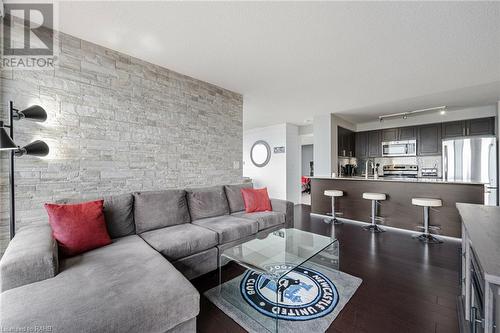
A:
[250,140,271,167]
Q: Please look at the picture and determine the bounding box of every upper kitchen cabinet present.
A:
[468,117,495,136]
[338,126,355,157]
[368,130,381,157]
[418,124,441,156]
[442,121,466,138]
[399,126,417,140]
[442,117,495,138]
[381,127,416,142]
[381,128,398,142]
[355,131,368,158]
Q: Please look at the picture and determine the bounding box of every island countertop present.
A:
[310,176,486,186]
[457,203,500,283]
[311,177,485,237]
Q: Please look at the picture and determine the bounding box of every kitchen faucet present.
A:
[365,160,375,179]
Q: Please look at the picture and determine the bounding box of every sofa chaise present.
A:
[0,184,293,333]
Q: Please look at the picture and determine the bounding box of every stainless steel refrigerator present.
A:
[443,136,498,206]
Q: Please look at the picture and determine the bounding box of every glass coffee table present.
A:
[218,228,339,333]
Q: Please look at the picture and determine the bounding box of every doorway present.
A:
[301,144,313,205]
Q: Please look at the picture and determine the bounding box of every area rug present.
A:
[205,262,362,332]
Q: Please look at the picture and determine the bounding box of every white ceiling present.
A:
[52,1,500,128]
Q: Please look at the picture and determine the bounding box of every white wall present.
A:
[313,114,332,177]
[300,134,314,145]
[243,123,301,203]
[243,124,287,200]
[299,124,313,136]
[497,101,500,206]
[286,124,301,204]
[313,114,356,177]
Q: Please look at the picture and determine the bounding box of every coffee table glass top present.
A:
[221,228,337,280]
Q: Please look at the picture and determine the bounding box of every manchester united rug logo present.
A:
[240,263,339,321]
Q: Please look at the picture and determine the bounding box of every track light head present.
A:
[0,125,17,150]
[15,140,49,157]
[17,105,47,122]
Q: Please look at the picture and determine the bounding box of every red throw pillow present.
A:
[45,200,112,257]
[241,187,272,213]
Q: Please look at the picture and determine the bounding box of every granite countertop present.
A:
[457,203,500,284]
[310,176,486,185]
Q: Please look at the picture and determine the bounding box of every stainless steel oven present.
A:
[381,140,417,157]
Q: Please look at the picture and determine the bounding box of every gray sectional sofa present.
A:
[0,184,294,333]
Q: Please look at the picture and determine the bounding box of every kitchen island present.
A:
[311,177,485,238]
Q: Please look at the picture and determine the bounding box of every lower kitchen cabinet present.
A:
[458,204,500,333]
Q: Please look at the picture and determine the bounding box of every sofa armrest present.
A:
[0,224,58,292]
[270,198,294,226]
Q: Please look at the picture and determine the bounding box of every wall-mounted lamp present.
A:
[0,101,49,239]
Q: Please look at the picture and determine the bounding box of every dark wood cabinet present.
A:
[442,121,466,138]
[338,127,355,157]
[368,130,381,157]
[418,124,441,156]
[353,117,493,159]
[381,128,398,142]
[399,126,417,140]
[381,126,416,142]
[355,131,368,158]
[468,117,495,136]
[442,117,495,138]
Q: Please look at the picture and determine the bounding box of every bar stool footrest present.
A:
[326,212,343,217]
[323,217,343,225]
[412,233,443,244]
[363,224,385,233]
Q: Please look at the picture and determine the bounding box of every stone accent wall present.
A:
[0,27,243,254]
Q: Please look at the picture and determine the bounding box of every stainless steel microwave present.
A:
[381,140,417,157]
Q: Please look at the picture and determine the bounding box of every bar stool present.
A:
[412,198,443,244]
[362,192,386,233]
[323,190,344,225]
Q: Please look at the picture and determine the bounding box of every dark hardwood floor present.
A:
[192,205,461,333]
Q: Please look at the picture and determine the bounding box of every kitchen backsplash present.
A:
[356,156,442,177]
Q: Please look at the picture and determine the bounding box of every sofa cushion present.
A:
[45,200,112,257]
[232,211,286,231]
[241,187,272,213]
[0,235,199,333]
[140,224,218,261]
[0,224,58,292]
[224,183,253,213]
[192,215,258,244]
[103,193,135,239]
[270,198,294,226]
[186,186,229,220]
[133,190,190,233]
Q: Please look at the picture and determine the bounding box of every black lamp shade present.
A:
[0,127,17,150]
[20,105,47,122]
[20,140,49,157]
